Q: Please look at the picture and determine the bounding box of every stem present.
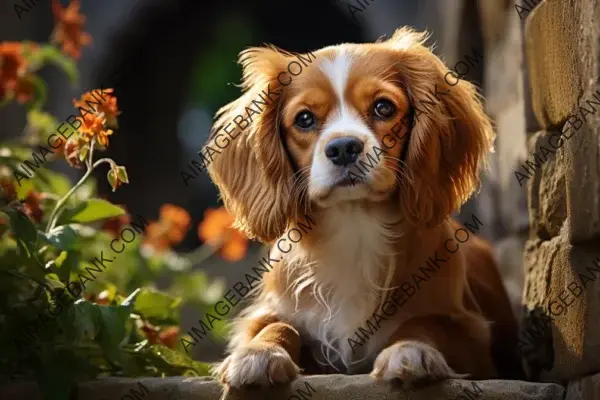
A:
[93,158,116,169]
[0,269,45,286]
[45,167,93,233]
[87,140,95,170]
[44,140,117,233]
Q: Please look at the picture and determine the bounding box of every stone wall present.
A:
[516,0,600,397]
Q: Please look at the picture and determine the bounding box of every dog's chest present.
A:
[279,207,404,371]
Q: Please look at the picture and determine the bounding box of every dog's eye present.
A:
[294,111,317,130]
[373,99,396,119]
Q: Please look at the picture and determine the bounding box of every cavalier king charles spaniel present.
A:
[207,27,521,388]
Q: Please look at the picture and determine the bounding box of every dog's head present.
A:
[207,28,494,243]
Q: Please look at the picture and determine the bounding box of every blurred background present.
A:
[0,0,529,363]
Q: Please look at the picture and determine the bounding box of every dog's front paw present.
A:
[371,341,466,383]
[213,343,299,388]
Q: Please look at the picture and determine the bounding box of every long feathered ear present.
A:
[206,47,298,243]
[386,28,494,227]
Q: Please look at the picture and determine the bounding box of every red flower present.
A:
[23,191,43,223]
[0,42,37,104]
[51,0,92,60]
[0,178,16,203]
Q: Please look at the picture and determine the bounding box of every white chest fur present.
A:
[274,204,406,372]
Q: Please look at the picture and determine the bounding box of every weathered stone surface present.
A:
[565,370,600,399]
[0,376,566,400]
[525,130,567,240]
[562,104,600,244]
[521,235,600,382]
[525,0,598,129]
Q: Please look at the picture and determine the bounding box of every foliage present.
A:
[0,2,249,399]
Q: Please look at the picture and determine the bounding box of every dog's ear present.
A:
[206,47,300,243]
[386,28,494,227]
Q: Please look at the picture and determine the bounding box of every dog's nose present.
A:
[325,137,364,166]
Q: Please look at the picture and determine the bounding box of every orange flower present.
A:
[77,112,113,147]
[73,88,120,127]
[198,207,248,262]
[143,204,191,252]
[158,326,180,349]
[63,137,85,168]
[0,42,36,103]
[141,321,160,344]
[23,191,43,223]
[102,204,131,237]
[51,0,92,60]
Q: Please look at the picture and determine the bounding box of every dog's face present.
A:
[207,28,494,243]
[280,50,411,207]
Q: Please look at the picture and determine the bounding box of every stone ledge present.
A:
[0,375,566,400]
[566,370,600,399]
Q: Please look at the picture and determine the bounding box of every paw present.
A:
[213,343,299,388]
[371,341,467,384]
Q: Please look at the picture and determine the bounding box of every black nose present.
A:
[325,137,364,166]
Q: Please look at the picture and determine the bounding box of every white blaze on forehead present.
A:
[320,51,353,105]
[319,51,372,138]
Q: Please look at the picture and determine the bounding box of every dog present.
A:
[206,27,521,387]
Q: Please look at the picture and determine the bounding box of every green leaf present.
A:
[27,75,48,111]
[15,178,35,200]
[133,288,181,324]
[57,199,125,224]
[143,344,211,376]
[34,169,72,197]
[44,274,65,291]
[72,178,97,203]
[27,110,60,139]
[96,303,131,363]
[33,45,79,85]
[41,225,78,251]
[67,300,101,342]
[53,251,79,282]
[2,207,38,259]
[55,251,68,267]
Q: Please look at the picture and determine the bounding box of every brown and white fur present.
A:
[207,28,521,388]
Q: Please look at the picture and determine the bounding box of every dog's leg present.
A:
[370,313,495,384]
[214,315,302,388]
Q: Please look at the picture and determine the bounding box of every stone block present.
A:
[0,375,567,400]
[521,235,600,382]
[525,130,567,240]
[524,0,598,129]
[566,371,600,399]
[562,106,600,244]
